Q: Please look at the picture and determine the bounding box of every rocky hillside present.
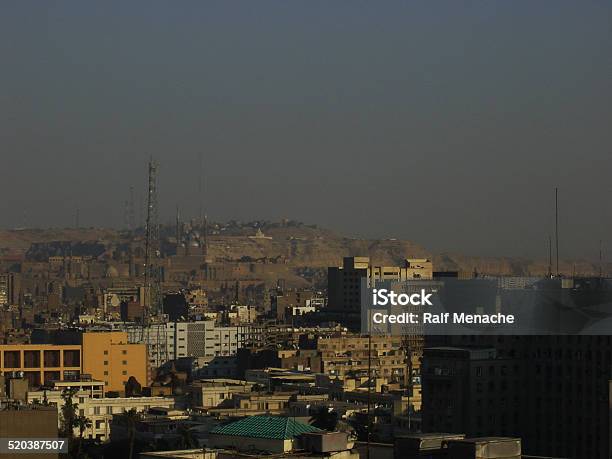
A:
[0,224,608,277]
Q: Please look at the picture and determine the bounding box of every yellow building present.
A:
[82,331,148,394]
[0,332,147,395]
[0,344,82,387]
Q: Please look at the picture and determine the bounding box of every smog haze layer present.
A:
[1,1,611,259]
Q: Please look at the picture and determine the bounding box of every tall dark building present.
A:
[422,277,612,458]
[163,292,189,321]
[423,334,612,458]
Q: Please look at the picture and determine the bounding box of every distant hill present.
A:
[0,228,119,250]
[0,224,608,277]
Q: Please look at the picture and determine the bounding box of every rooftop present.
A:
[209,415,320,440]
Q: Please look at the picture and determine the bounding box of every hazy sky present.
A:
[1,1,611,259]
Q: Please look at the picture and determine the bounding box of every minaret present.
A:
[203,213,209,259]
[175,205,181,250]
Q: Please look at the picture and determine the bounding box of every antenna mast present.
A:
[548,235,552,278]
[599,240,603,278]
[555,188,559,276]
[141,158,167,368]
[198,152,204,227]
[144,158,161,320]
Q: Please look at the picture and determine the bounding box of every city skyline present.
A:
[1,3,611,458]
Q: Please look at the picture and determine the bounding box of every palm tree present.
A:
[177,424,196,449]
[120,408,140,459]
[76,415,92,457]
[347,412,369,442]
[309,406,339,431]
[60,388,79,438]
[400,334,418,388]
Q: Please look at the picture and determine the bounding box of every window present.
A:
[122,360,127,365]
[122,350,127,355]
[103,361,108,366]
[122,370,127,375]
[104,350,108,355]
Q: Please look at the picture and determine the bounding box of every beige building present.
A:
[190,378,253,409]
[327,257,432,330]
[318,335,408,386]
[27,380,175,441]
[206,390,296,417]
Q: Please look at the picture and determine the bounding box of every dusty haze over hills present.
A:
[0,224,608,278]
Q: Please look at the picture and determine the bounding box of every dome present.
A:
[105,266,119,278]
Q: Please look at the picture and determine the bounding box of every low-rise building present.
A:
[318,335,408,387]
[190,379,253,410]
[208,415,321,454]
[110,407,199,448]
[27,382,175,441]
[0,343,82,387]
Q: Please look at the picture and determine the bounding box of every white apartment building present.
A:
[27,380,175,441]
